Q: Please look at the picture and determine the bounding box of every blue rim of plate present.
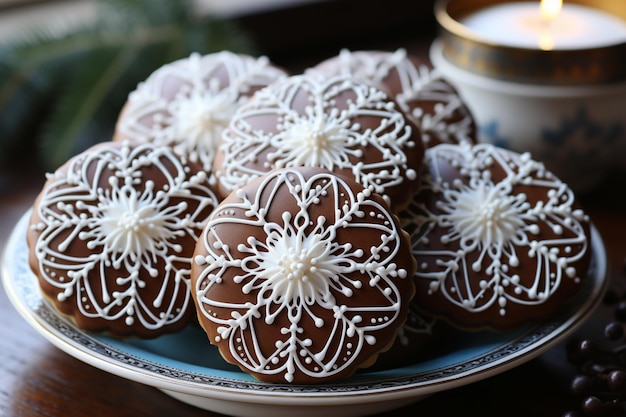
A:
[1,209,608,403]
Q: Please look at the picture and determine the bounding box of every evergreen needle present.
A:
[0,0,255,171]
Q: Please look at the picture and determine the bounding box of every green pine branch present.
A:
[0,0,257,171]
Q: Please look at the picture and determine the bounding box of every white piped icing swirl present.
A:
[307,48,477,148]
[28,141,219,337]
[400,142,591,330]
[213,74,425,210]
[191,167,416,383]
[113,51,287,175]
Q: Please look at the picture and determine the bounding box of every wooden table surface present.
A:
[2,2,626,416]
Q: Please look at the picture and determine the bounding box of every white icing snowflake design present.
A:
[31,142,218,333]
[307,48,410,89]
[115,51,286,173]
[401,143,589,320]
[193,168,413,383]
[308,48,476,148]
[400,70,476,148]
[215,75,421,208]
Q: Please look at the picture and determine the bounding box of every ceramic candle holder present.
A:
[430,0,626,192]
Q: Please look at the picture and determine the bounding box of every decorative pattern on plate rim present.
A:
[3,210,605,395]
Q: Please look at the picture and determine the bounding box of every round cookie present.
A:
[27,141,219,338]
[400,142,591,331]
[307,48,477,148]
[113,51,288,175]
[213,74,425,211]
[191,166,416,383]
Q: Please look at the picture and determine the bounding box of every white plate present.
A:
[2,210,608,417]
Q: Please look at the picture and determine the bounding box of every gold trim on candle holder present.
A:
[435,0,626,85]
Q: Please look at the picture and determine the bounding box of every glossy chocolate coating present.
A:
[308,48,478,148]
[191,166,417,383]
[28,141,219,338]
[400,143,591,331]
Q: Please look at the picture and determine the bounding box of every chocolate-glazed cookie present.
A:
[213,74,425,211]
[191,166,416,383]
[28,141,219,338]
[400,142,591,331]
[308,48,477,149]
[113,51,288,176]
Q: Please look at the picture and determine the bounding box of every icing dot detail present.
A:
[306,48,477,149]
[114,51,287,173]
[400,142,590,329]
[215,74,424,210]
[193,167,414,383]
[30,142,219,335]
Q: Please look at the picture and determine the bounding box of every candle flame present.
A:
[540,0,563,23]
[538,0,562,50]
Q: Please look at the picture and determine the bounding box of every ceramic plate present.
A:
[2,210,608,417]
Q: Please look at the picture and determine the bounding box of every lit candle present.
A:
[462,0,626,51]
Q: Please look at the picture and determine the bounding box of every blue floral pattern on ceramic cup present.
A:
[430,39,626,194]
[480,107,624,192]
